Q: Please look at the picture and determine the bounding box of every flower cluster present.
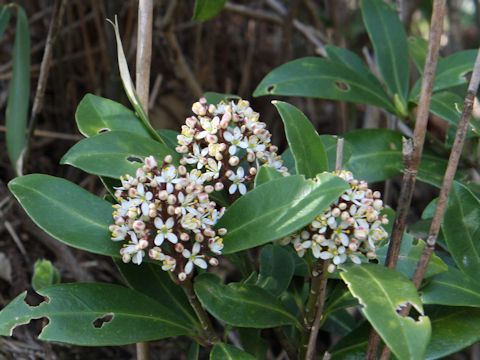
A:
[109,155,226,281]
[176,98,288,196]
[282,171,389,272]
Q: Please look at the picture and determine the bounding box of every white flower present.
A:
[246,135,266,154]
[228,167,247,195]
[196,117,220,139]
[110,225,128,241]
[183,243,208,274]
[204,158,222,180]
[154,217,178,246]
[208,237,224,255]
[181,213,202,231]
[185,143,208,169]
[155,165,182,193]
[223,127,247,155]
[131,183,153,216]
[121,232,145,265]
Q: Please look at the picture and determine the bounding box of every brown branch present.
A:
[367,1,447,358]
[135,1,154,359]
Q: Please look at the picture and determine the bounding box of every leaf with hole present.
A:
[114,259,199,327]
[273,101,328,177]
[340,264,431,360]
[75,94,151,138]
[442,182,480,279]
[256,245,295,296]
[5,5,30,175]
[0,283,192,345]
[422,266,480,307]
[194,273,298,328]
[253,57,395,112]
[210,343,256,360]
[61,131,177,179]
[8,174,119,257]
[217,174,349,254]
[376,234,447,279]
[361,0,409,105]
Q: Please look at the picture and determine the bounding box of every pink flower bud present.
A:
[229,156,240,166]
[209,258,219,266]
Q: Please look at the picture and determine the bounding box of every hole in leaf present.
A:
[127,156,143,163]
[98,128,111,133]
[461,70,472,82]
[24,288,49,307]
[93,313,114,328]
[267,85,276,93]
[396,302,422,322]
[335,81,350,91]
[12,317,50,338]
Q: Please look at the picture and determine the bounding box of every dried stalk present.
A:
[20,0,67,175]
[135,1,154,359]
[367,1,447,358]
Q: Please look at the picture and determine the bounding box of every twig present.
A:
[367,1,447,358]
[335,138,344,171]
[19,0,67,176]
[135,1,154,359]
[182,279,219,345]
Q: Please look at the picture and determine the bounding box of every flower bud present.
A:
[178,272,187,281]
[229,156,240,166]
[214,182,224,191]
[209,258,219,266]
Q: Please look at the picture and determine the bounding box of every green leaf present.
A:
[238,328,268,359]
[376,234,447,279]
[8,174,119,257]
[324,284,358,316]
[281,148,296,174]
[273,101,328,177]
[320,135,352,171]
[427,91,465,129]
[75,94,151,138]
[210,343,255,360]
[0,283,191,345]
[408,36,428,73]
[410,49,478,99]
[192,0,226,22]
[426,307,480,359]
[344,129,449,186]
[340,264,431,360]
[108,17,164,144]
[422,266,480,307]
[0,6,11,39]
[194,273,298,328]
[188,342,200,360]
[203,92,240,104]
[218,174,349,254]
[443,182,480,279]
[61,131,176,179]
[32,259,60,291]
[157,129,180,151]
[322,309,356,336]
[256,245,295,296]
[361,0,409,104]
[329,321,370,359]
[114,259,199,327]
[254,166,283,187]
[253,57,395,112]
[5,6,30,175]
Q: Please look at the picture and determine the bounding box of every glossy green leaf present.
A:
[443,182,480,279]
[114,259,199,327]
[329,321,370,359]
[322,309,356,336]
[238,328,268,359]
[0,6,11,38]
[0,283,191,345]
[109,17,164,144]
[188,342,200,360]
[281,148,296,174]
[157,129,180,151]
[194,273,298,328]
[193,0,226,22]
[5,6,30,174]
[61,131,176,179]
[203,92,240,104]
[340,264,431,360]
[254,166,283,187]
[426,307,480,359]
[273,101,328,177]
[75,94,150,138]
[8,174,119,257]
[422,266,480,307]
[344,129,449,186]
[376,234,447,278]
[324,284,358,316]
[408,36,428,73]
[410,50,478,99]
[32,259,60,291]
[361,0,409,105]
[256,245,295,296]
[218,174,349,254]
[253,57,395,112]
[427,91,465,129]
[210,343,255,360]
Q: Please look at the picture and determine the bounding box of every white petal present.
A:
[154,233,165,246]
[154,217,164,229]
[237,167,244,177]
[239,183,247,195]
[166,217,175,229]
[132,251,144,265]
[229,184,237,194]
[137,183,145,196]
[145,192,153,201]
[319,252,333,260]
[166,183,174,193]
[141,202,149,216]
[185,261,194,274]
[167,232,178,244]
[224,131,233,142]
[194,258,208,269]
[192,242,201,255]
[182,249,191,258]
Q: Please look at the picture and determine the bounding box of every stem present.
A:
[182,279,219,345]
[366,1,447,357]
[136,1,153,359]
[335,137,344,171]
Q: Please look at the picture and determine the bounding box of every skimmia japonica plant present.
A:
[2,0,480,359]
